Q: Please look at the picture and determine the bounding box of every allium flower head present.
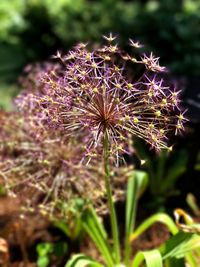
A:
[16,62,70,141]
[16,35,186,163]
[0,111,130,217]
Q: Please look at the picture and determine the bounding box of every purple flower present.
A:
[0,111,131,216]
[16,36,186,163]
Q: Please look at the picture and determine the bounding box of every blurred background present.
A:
[1,1,200,79]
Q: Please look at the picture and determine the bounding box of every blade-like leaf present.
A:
[131,249,163,267]
[65,254,104,267]
[130,213,178,242]
[186,193,200,217]
[185,252,199,267]
[126,170,148,236]
[125,171,148,265]
[161,232,200,260]
[164,258,185,267]
[82,207,114,267]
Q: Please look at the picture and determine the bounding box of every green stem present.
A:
[103,131,121,264]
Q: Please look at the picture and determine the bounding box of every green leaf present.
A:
[36,243,53,257]
[124,171,148,265]
[186,193,200,217]
[164,258,185,267]
[36,241,68,267]
[130,213,178,242]
[53,220,71,237]
[131,249,163,267]
[82,207,114,267]
[37,256,49,267]
[161,232,200,260]
[65,254,104,267]
[126,170,148,236]
[185,252,199,267]
[36,243,54,267]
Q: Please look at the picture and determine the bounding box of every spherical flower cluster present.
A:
[0,111,130,217]
[16,62,68,141]
[16,35,186,164]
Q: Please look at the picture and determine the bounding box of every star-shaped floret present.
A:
[129,39,143,48]
[103,33,117,42]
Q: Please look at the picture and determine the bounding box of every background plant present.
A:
[134,139,188,208]
[0,110,130,217]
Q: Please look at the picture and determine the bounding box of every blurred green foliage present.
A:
[36,241,68,267]
[134,139,188,207]
[53,198,86,241]
[0,0,200,86]
[133,0,200,75]
[0,84,18,110]
[0,0,26,41]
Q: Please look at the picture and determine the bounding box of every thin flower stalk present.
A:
[103,130,120,264]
